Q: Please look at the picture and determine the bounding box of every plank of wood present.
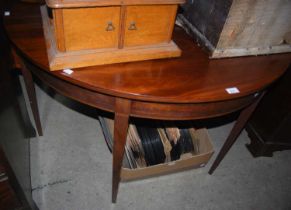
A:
[118,5,127,49]
[212,44,291,58]
[49,42,181,70]
[53,9,66,51]
[182,0,233,47]
[217,0,291,49]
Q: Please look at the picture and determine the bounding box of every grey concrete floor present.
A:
[27,82,291,210]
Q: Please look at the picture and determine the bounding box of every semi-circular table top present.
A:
[4,3,291,104]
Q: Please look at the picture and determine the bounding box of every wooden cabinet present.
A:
[246,67,291,157]
[42,0,184,70]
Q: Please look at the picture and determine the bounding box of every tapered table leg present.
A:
[208,92,265,175]
[19,59,43,136]
[112,98,131,203]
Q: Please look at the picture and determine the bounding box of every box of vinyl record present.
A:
[98,116,214,181]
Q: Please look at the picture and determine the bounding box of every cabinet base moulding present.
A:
[41,6,182,71]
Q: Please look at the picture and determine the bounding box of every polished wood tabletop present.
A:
[4,3,291,104]
[4,2,291,203]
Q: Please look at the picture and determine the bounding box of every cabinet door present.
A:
[124,5,177,47]
[62,7,120,51]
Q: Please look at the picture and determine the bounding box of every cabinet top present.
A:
[45,0,185,8]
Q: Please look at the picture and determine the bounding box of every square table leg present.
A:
[208,92,265,174]
[18,59,43,136]
[112,98,131,203]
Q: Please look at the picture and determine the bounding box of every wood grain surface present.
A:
[4,3,291,104]
[62,6,120,51]
[53,9,66,51]
[45,0,185,8]
[124,5,177,47]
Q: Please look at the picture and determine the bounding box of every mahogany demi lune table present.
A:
[4,3,291,203]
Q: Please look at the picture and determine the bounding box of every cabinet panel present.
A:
[63,7,120,51]
[246,67,291,157]
[124,5,177,47]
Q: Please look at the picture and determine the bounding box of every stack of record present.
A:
[136,125,166,166]
[99,117,200,169]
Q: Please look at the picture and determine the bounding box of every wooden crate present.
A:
[42,0,185,70]
[179,0,291,58]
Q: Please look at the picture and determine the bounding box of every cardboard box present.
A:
[120,128,214,181]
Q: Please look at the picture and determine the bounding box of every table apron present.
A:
[130,96,256,120]
[29,62,257,121]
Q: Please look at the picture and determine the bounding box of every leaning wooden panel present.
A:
[180,0,291,58]
[214,0,291,58]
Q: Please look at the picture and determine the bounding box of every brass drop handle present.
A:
[128,21,137,30]
[106,21,115,31]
